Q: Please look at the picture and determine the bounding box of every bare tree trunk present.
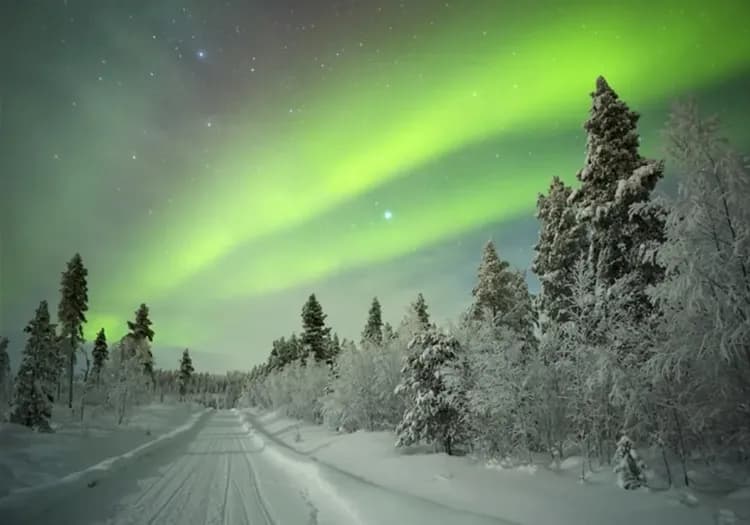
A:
[68,337,75,409]
[82,349,91,384]
[660,445,673,488]
[672,407,690,486]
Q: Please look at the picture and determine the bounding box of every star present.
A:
[196,49,206,59]
[384,210,393,220]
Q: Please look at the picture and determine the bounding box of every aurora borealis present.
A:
[2,1,749,371]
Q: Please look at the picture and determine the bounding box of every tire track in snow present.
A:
[228,479,253,525]
[144,450,205,525]
[236,436,276,525]
[117,453,197,523]
[219,451,232,525]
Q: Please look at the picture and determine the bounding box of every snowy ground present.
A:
[0,401,205,498]
[1,406,747,524]
[0,409,507,525]
[239,409,750,525]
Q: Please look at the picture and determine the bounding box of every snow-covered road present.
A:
[1,410,509,525]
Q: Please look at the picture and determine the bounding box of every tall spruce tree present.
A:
[178,349,194,401]
[11,302,57,430]
[301,294,330,362]
[91,328,108,385]
[382,323,396,344]
[412,293,431,329]
[127,304,155,378]
[572,76,665,319]
[326,333,342,365]
[58,253,89,408]
[362,297,384,346]
[471,241,516,324]
[533,177,586,324]
[0,337,11,405]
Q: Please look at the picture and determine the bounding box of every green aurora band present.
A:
[81,0,749,344]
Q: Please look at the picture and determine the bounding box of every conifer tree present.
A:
[362,297,384,346]
[127,304,155,378]
[179,349,194,401]
[395,330,467,455]
[0,336,11,405]
[572,76,665,319]
[58,253,89,408]
[412,293,431,329]
[91,328,108,385]
[382,323,396,344]
[127,303,155,342]
[533,176,586,324]
[300,294,330,362]
[471,241,518,326]
[326,333,342,365]
[11,302,56,431]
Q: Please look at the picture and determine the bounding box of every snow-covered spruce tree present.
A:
[301,294,331,363]
[412,293,431,329]
[326,332,342,365]
[571,76,665,325]
[127,303,155,381]
[648,102,750,451]
[361,297,384,346]
[0,336,11,407]
[178,349,194,401]
[533,176,587,325]
[396,293,433,342]
[502,270,537,355]
[10,302,57,431]
[91,328,108,386]
[613,435,647,490]
[471,241,515,323]
[382,323,395,344]
[58,253,89,408]
[395,330,467,455]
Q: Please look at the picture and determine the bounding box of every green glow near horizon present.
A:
[77,0,749,345]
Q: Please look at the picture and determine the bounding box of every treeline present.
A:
[0,257,206,429]
[243,77,750,489]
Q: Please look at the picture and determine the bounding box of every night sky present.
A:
[2,0,749,372]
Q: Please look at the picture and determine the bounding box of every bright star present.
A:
[196,49,206,59]
[384,210,393,220]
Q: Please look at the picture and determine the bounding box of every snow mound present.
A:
[716,508,738,525]
[516,464,538,475]
[560,455,584,470]
[727,486,750,500]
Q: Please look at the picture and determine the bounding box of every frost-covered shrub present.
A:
[459,318,538,458]
[323,339,405,432]
[103,340,152,425]
[260,359,330,423]
[613,435,647,489]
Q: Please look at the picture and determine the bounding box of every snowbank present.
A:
[240,409,750,525]
[0,402,208,503]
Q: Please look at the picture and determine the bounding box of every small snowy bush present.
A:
[613,435,648,490]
